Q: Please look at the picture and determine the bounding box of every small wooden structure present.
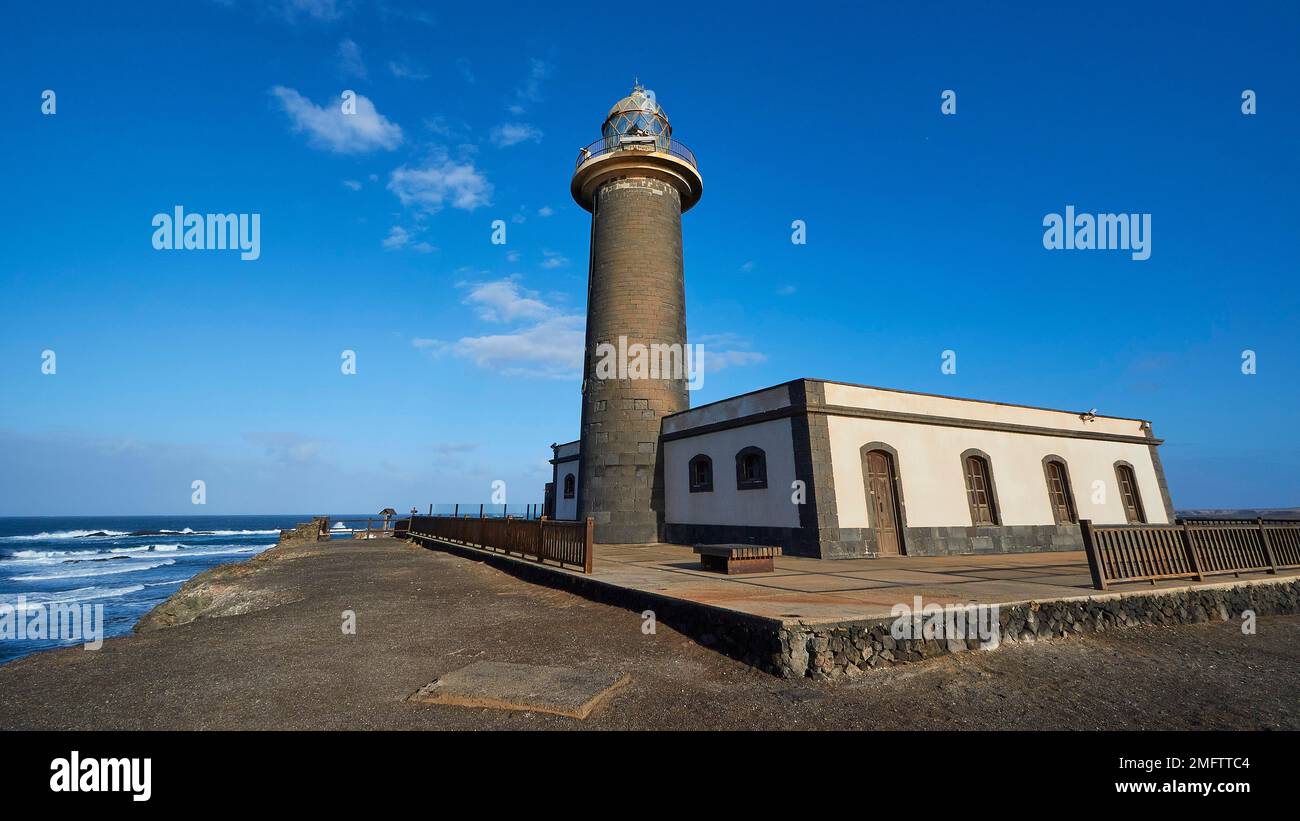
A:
[694,544,782,575]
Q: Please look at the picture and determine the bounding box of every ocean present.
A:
[0,515,310,664]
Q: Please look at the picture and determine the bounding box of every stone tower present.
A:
[571,84,704,544]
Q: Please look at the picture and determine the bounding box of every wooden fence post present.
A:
[538,516,547,562]
[1258,518,1279,574]
[1079,520,1106,590]
[583,517,594,574]
[1182,521,1205,581]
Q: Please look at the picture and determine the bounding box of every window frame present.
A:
[734,446,768,490]
[960,449,1000,526]
[1114,461,1146,524]
[688,454,714,493]
[562,473,576,500]
[1041,455,1078,525]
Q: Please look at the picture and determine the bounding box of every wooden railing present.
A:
[406,514,594,573]
[1081,518,1300,590]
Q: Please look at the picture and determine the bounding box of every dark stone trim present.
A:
[959,447,1002,526]
[902,523,1082,556]
[661,400,1160,447]
[859,442,909,556]
[1144,424,1178,523]
[549,454,580,466]
[666,521,1085,560]
[788,380,839,553]
[734,446,768,490]
[664,522,821,558]
[1041,454,1079,525]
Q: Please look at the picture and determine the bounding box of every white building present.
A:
[551,377,1174,559]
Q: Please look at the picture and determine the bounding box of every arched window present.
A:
[961,450,999,526]
[735,447,767,490]
[688,454,713,493]
[562,473,575,499]
[1114,462,1146,524]
[1042,456,1077,524]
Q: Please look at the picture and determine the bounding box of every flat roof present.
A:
[663,377,1149,424]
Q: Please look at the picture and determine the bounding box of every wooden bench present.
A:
[693,544,782,575]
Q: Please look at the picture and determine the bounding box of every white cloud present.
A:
[342,179,362,191]
[413,277,582,379]
[740,260,755,272]
[463,278,551,323]
[451,314,584,379]
[337,38,366,78]
[776,284,797,295]
[270,86,402,153]
[382,225,411,249]
[490,123,543,147]
[537,205,554,217]
[382,225,435,253]
[389,157,492,213]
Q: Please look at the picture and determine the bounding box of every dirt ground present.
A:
[0,537,1295,730]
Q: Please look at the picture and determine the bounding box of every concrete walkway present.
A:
[551,542,1298,625]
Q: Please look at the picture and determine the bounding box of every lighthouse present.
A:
[570,84,704,544]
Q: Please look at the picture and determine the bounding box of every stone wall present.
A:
[775,577,1300,680]
[278,516,328,543]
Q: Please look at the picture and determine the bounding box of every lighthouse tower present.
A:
[571,84,704,544]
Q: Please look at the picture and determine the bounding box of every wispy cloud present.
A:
[510,58,552,111]
[337,37,366,78]
[270,86,402,153]
[537,205,554,217]
[694,332,768,371]
[462,277,551,322]
[243,431,325,465]
[540,249,569,269]
[382,225,434,252]
[388,153,492,213]
[490,122,543,147]
[269,0,344,22]
[413,277,582,379]
[388,57,429,80]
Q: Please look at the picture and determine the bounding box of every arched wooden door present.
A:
[864,449,903,556]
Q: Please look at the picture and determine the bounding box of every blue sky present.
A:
[1,0,1297,514]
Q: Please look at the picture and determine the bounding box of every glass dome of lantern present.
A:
[601,82,671,153]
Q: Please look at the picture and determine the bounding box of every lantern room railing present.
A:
[575,136,698,171]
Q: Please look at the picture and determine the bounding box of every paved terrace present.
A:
[455,540,1300,626]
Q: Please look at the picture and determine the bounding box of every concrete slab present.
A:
[408,661,630,720]
[410,536,1300,628]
